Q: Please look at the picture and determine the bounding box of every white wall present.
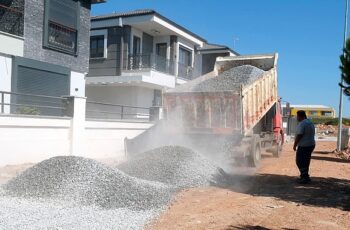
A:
[84,120,153,160]
[0,114,154,167]
[0,115,71,166]
[86,85,154,108]
[0,55,12,113]
[70,71,86,97]
[0,32,24,57]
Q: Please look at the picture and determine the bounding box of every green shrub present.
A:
[17,106,40,115]
[310,117,350,126]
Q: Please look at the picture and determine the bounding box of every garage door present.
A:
[11,56,70,116]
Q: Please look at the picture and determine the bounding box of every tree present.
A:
[340,38,350,96]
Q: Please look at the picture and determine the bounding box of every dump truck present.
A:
[125,54,283,167]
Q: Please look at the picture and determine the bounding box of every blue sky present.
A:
[92,0,350,117]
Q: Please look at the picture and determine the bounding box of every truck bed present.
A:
[164,54,278,136]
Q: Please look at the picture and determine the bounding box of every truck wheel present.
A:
[273,138,283,158]
[248,136,261,167]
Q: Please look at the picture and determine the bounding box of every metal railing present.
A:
[177,62,193,80]
[86,100,150,120]
[89,51,194,80]
[48,20,77,54]
[0,91,68,117]
[0,2,24,37]
[125,53,176,76]
[126,54,193,79]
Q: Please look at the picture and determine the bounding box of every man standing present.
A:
[293,110,316,184]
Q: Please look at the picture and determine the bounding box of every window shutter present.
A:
[49,0,78,29]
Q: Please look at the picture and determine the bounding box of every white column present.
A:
[0,55,12,114]
[65,96,86,156]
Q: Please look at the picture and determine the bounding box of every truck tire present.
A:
[248,135,261,167]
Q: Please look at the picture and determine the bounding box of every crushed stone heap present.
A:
[117,146,226,188]
[3,156,173,210]
[167,65,265,93]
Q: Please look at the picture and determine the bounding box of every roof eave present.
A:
[91,10,207,43]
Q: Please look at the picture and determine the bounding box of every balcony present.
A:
[87,53,194,88]
[0,2,24,37]
[124,54,193,80]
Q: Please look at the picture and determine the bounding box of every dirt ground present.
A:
[0,142,349,230]
[150,141,350,230]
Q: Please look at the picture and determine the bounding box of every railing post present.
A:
[1,92,4,113]
[121,106,124,120]
[149,106,163,121]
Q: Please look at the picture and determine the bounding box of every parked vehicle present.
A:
[125,54,283,167]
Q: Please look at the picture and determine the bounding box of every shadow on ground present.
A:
[214,172,350,211]
[225,225,298,230]
[312,155,350,163]
[225,225,271,230]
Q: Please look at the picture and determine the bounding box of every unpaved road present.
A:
[1,141,349,230]
[150,141,350,230]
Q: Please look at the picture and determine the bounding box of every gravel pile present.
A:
[0,196,157,230]
[117,146,225,188]
[3,156,173,211]
[168,65,265,93]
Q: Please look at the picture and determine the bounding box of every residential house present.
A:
[0,0,106,115]
[86,9,237,118]
[197,43,238,75]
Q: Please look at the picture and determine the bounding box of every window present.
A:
[179,46,192,67]
[156,43,167,72]
[133,36,141,54]
[12,57,70,116]
[90,35,105,58]
[321,111,333,117]
[308,111,318,116]
[0,0,24,36]
[178,46,193,79]
[44,0,79,55]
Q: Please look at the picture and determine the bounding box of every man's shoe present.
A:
[297,177,311,184]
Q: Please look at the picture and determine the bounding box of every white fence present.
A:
[0,96,153,167]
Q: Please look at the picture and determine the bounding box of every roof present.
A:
[91,9,206,42]
[282,105,334,110]
[92,9,154,19]
[198,43,239,55]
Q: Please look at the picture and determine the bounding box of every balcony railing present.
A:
[47,20,77,54]
[0,91,68,117]
[0,2,24,37]
[177,62,193,80]
[125,54,193,80]
[86,100,150,120]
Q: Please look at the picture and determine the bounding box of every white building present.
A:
[86,9,237,119]
[0,0,106,116]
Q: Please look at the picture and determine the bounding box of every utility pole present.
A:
[337,0,349,151]
[233,37,239,49]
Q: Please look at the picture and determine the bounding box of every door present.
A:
[133,36,141,54]
[132,36,141,69]
[156,43,167,72]
[153,89,162,106]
